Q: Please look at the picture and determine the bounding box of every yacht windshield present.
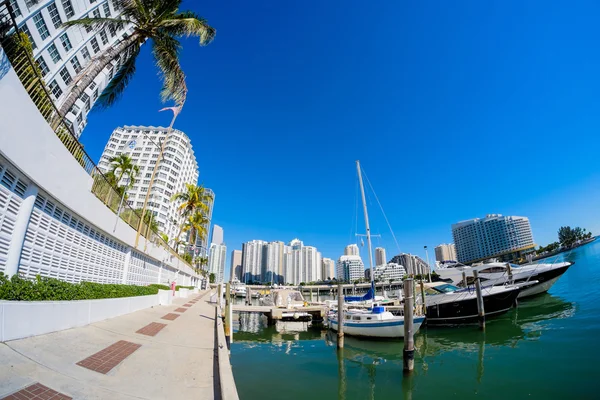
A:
[432,284,460,293]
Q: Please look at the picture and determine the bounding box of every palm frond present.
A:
[158,11,216,45]
[152,34,186,105]
[62,17,133,32]
[95,46,140,109]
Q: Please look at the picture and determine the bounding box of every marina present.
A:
[229,240,600,399]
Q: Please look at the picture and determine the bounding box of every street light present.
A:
[424,245,432,283]
[135,106,181,248]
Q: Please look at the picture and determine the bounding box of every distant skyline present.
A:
[78,1,600,280]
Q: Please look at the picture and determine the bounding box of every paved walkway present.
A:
[0,291,219,400]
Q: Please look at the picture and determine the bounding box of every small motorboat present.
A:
[424,282,522,326]
[328,305,425,338]
[435,261,573,298]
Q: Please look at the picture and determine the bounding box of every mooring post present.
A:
[310,288,313,302]
[225,282,232,348]
[337,282,344,348]
[462,271,468,288]
[474,270,485,330]
[317,288,320,302]
[419,280,426,316]
[246,287,251,305]
[403,278,414,373]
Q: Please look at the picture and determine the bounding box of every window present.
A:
[80,92,90,110]
[102,3,110,16]
[9,0,21,17]
[62,0,74,18]
[81,46,90,61]
[70,56,82,73]
[59,33,72,52]
[24,0,38,8]
[33,12,50,40]
[108,25,116,37]
[20,25,36,49]
[92,9,100,18]
[99,29,108,45]
[107,67,114,79]
[47,3,62,29]
[92,88,98,100]
[48,80,62,99]
[90,38,100,53]
[60,67,72,85]
[48,43,61,62]
[35,56,49,76]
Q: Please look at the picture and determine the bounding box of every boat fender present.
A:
[293,312,299,320]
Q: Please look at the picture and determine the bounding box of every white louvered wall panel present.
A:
[128,251,161,286]
[19,192,127,283]
[0,160,28,273]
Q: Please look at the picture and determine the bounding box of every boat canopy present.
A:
[345,282,375,302]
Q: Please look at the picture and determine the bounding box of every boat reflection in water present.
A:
[325,294,574,399]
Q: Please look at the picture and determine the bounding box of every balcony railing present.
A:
[0,1,193,270]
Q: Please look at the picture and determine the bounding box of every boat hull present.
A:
[426,289,519,326]
[330,316,425,338]
[515,264,571,298]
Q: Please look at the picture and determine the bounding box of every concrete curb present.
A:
[215,305,240,400]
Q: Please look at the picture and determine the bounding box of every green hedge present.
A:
[148,284,171,291]
[0,273,158,301]
[176,285,195,291]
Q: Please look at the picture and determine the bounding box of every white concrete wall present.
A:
[0,294,159,342]
[0,62,197,285]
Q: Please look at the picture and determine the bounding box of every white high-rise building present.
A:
[389,253,430,276]
[266,241,285,284]
[322,258,335,280]
[97,126,199,244]
[230,249,242,281]
[365,263,406,282]
[241,240,267,283]
[208,243,226,283]
[452,214,535,264]
[211,224,224,245]
[375,247,387,266]
[435,243,457,262]
[10,0,133,137]
[282,245,293,284]
[344,244,359,256]
[337,255,364,282]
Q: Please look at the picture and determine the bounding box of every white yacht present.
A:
[435,261,573,298]
[329,305,425,338]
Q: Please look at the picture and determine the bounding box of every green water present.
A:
[231,241,600,399]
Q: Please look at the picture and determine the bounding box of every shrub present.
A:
[175,285,195,291]
[148,284,171,291]
[0,273,158,301]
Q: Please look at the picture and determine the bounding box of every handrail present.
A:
[0,1,194,271]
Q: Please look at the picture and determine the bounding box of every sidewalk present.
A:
[0,291,218,400]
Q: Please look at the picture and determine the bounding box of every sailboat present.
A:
[328,161,425,338]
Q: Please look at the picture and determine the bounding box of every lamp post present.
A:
[135,106,181,248]
[424,245,432,283]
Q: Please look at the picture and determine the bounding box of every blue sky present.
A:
[81,0,600,278]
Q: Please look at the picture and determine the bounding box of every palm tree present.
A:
[171,184,212,245]
[58,0,216,117]
[181,211,209,247]
[108,154,139,190]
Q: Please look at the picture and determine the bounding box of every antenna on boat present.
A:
[356,160,374,284]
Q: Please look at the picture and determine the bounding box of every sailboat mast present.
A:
[356,160,375,283]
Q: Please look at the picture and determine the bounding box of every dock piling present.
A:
[224,283,232,348]
[462,271,468,288]
[310,288,313,302]
[474,270,485,330]
[403,278,415,373]
[419,280,426,316]
[337,282,344,349]
[245,287,251,305]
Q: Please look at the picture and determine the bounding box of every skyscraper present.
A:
[208,243,226,283]
[241,240,267,283]
[97,126,199,245]
[435,243,457,262]
[266,241,285,284]
[375,247,387,266]
[322,258,336,280]
[9,0,133,137]
[344,244,359,256]
[336,255,364,282]
[230,249,242,281]
[452,214,535,264]
[211,225,224,245]
[389,253,430,276]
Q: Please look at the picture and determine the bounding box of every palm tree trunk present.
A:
[56,34,140,120]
